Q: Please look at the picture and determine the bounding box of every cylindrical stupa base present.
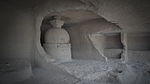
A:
[44,43,72,62]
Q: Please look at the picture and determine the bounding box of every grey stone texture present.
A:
[0,0,150,84]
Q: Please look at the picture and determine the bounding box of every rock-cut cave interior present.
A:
[0,0,150,84]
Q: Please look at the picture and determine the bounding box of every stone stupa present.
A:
[44,15,71,62]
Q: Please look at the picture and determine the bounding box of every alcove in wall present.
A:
[39,9,122,61]
[103,33,123,59]
[90,32,123,59]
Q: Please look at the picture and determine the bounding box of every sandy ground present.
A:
[14,59,150,84]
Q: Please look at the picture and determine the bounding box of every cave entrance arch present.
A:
[39,9,123,62]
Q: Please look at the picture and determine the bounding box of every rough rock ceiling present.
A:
[43,10,102,24]
[1,0,150,32]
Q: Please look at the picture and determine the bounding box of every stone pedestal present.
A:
[44,43,71,62]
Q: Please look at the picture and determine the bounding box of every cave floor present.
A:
[15,59,150,84]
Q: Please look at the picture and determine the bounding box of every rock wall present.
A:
[0,2,34,83]
[0,0,150,83]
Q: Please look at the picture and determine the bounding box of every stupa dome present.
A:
[44,28,70,43]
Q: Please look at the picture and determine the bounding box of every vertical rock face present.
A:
[44,16,71,62]
[0,2,33,84]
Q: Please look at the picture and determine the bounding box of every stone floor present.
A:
[15,59,150,84]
